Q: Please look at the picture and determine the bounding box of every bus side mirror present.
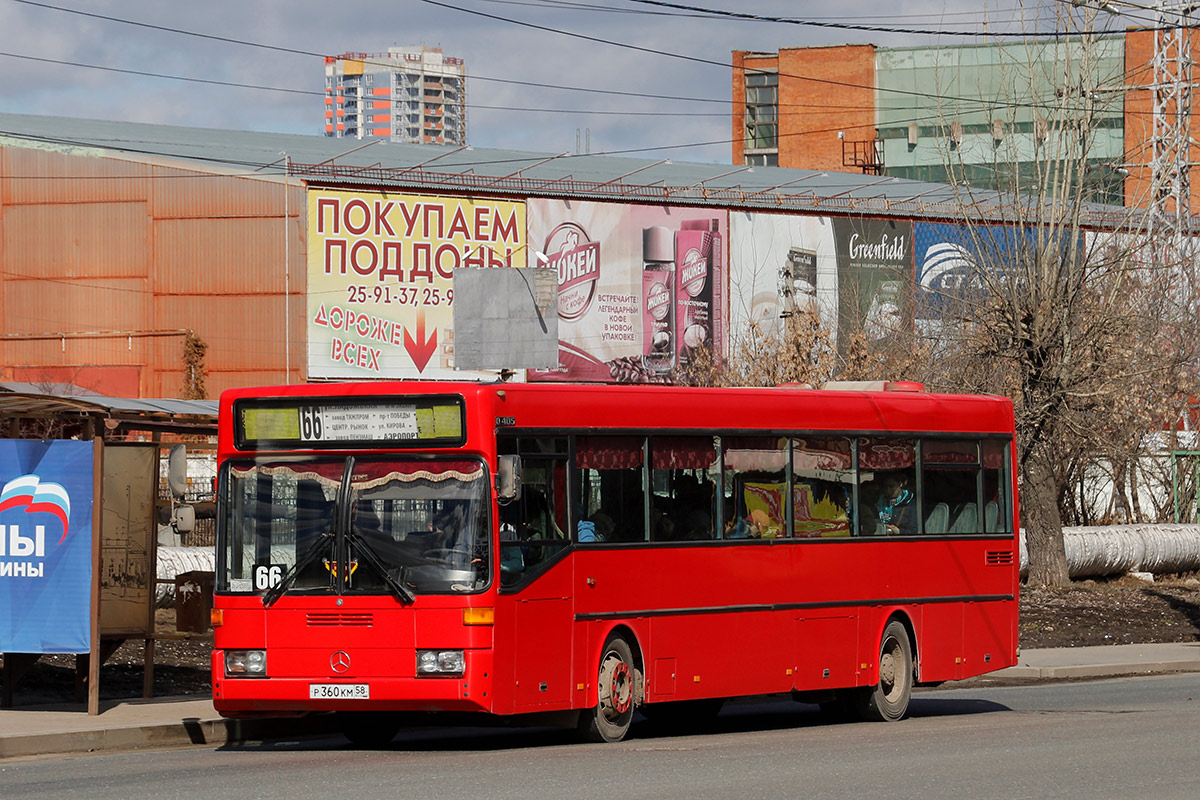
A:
[168,444,188,499]
[173,504,196,534]
[167,444,194,534]
[497,455,522,504]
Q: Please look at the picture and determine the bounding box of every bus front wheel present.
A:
[578,636,638,743]
[853,620,914,722]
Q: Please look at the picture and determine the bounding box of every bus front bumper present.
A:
[211,648,494,717]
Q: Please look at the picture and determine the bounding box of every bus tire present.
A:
[853,619,913,722]
[337,710,402,748]
[578,635,638,743]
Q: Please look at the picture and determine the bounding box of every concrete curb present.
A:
[0,713,341,760]
[992,659,1200,680]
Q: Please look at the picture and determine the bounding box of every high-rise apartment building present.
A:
[324,46,467,145]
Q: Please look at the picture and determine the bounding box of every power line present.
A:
[0,50,319,96]
[624,0,1162,36]
[5,0,1150,127]
[0,0,1171,164]
[622,0,1084,37]
[422,0,1145,118]
[8,0,321,58]
[482,0,1037,23]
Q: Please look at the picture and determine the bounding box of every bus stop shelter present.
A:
[0,385,216,713]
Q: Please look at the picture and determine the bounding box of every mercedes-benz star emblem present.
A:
[331,651,351,674]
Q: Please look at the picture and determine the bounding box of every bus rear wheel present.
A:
[578,636,638,743]
[853,620,914,722]
[337,710,402,748]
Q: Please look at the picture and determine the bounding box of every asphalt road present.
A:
[2,674,1198,800]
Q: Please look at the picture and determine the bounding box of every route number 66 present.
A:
[254,564,284,590]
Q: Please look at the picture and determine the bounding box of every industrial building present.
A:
[732,29,1186,212]
[324,46,467,145]
[0,112,1127,400]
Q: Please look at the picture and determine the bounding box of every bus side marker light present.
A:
[211,609,224,627]
[693,675,701,683]
[463,607,494,626]
[577,683,585,691]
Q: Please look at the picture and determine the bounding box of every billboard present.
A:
[914,222,1042,336]
[307,189,528,380]
[832,217,914,344]
[526,200,728,383]
[727,211,838,343]
[0,439,94,654]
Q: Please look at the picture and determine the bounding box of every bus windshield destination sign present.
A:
[237,397,464,448]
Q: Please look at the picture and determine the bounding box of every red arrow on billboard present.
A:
[403,309,438,373]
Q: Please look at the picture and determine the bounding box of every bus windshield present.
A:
[218,458,491,597]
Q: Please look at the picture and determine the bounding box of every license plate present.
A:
[309,683,369,700]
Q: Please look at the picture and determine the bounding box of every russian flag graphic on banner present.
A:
[0,475,72,542]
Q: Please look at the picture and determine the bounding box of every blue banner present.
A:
[0,440,94,653]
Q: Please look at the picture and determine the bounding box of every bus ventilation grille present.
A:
[306,612,374,627]
[985,551,1014,566]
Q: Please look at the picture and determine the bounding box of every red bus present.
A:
[212,381,1018,745]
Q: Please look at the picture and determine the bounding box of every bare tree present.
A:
[912,5,1200,585]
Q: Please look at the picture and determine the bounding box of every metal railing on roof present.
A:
[288,161,1158,229]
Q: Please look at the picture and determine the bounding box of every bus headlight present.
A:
[225,649,267,676]
[416,649,464,675]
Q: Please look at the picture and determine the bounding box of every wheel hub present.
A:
[598,653,633,717]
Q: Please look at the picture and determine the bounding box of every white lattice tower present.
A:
[1150,3,1195,243]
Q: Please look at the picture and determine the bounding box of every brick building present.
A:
[733,29,1199,213]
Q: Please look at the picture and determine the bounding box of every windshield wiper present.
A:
[262,530,334,608]
[346,530,416,604]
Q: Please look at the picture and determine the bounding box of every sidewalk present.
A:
[990,641,1200,680]
[0,696,339,760]
[3,642,1199,760]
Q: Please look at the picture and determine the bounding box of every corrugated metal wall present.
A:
[0,145,306,399]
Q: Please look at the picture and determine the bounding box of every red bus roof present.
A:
[219,382,1014,448]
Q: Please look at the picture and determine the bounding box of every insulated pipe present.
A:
[1019,524,1200,580]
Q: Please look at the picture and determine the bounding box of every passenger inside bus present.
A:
[577,511,614,543]
[863,472,918,536]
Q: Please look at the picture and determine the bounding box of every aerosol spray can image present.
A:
[676,218,718,368]
[642,225,676,375]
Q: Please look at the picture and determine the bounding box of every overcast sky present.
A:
[0,0,1147,165]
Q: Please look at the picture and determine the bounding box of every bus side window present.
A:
[790,437,853,537]
[649,436,718,542]
[721,436,787,539]
[922,440,982,534]
[982,440,1011,533]
[574,436,645,543]
[497,437,569,585]
[857,438,916,536]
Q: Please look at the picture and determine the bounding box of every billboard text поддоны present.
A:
[307,189,527,380]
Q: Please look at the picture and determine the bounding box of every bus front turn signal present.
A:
[463,607,494,626]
